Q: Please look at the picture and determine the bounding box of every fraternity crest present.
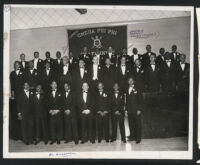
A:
[91,36,102,49]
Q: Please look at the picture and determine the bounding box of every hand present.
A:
[17,113,22,120]
[137,110,141,116]
[65,109,71,115]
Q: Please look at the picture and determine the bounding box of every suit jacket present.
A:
[110,91,125,114]
[17,90,34,117]
[125,87,142,113]
[170,52,180,62]
[78,53,92,66]
[46,90,62,111]
[142,52,156,67]
[32,93,47,118]
[77,91,94,114]
[24,69,39,88]
[52,58,63,73]
[31,58,44,73]
[72,67,89,91]
[95,90,109,113]
[156,54,165,68]
[101,65,116,90]
[128,54,143,67]
[59,66,73,89]
[19,61,29,71]
[10,70,25,97]
[116,65,131,88]
[144,64,161,92]
[69,57,78,69]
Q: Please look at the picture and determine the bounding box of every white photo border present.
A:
[3,4,194,159]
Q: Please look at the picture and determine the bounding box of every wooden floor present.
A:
[9,137,188,152]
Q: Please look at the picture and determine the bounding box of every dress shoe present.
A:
[136,140,141,144]
[81,141,84,144]
[49,141,55,145]
[57,140,60,144]
[110,139,116,143]
[64,141,69,144]
[122,140,126,143]
[44,141,48,145]
[90,140,95,144]
[98,140,101,143]
[106,140,109,143]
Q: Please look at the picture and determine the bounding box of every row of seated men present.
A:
[10,45,190,145]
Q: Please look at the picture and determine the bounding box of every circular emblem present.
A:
[91,36,102,49]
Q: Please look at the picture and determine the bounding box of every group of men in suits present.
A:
[10,44,190,145]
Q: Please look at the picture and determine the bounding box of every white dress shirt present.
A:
[136,67,140,73]
[65,91,69,98]
[63,65,69,75]
[46,69,50,76]
[148,52,151,56]
[34,58,39,69]
[151,64,155,71]
[15,70,20,75]
[121,65,126,75]
[93,64,98,80]
[22,61,25,68]
[115,92,119,99]
[133,54,139,62]
[24,90,29,98]
[80,68,84,79]
[30,69,33,74]
[83,92,87,103]
[52,90,56,98]
[57,59,61,64]
[36,93,40,99]
[166,60,171,67]
[96,54,101,65]
[173,52,176,59]
[180,63,185,71]
[108,52,112,59]
[128,86,134,95]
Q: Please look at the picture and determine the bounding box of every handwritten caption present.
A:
[49,152,76,158]
[130,30,160,39]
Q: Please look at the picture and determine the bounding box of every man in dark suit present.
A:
[110,83,126,143]
[131,59,146,93]
[126,77,142,143]
[104,46,117,66]
[161,52,176,93]
[170,45,180,62]
[93,48,104,66]
[69,51,78,69]
[32,51,44,73]
[32,85,48,145]
[72,59,89,92]
[156,48,166,68]
[19,53,29,71]
[39,62,56,93]
[145,54,161,92]
[17,82,34,145]
[52,51,63,73]
[59,56,72,92]
[78,46,92,67]
[118,48,129,66]
[95,82,110,143]
[87,56,103,94]
[61,83,78,144]
[44,51,55,68]
[46,81,62,144]
[129,48,143,67]
[24,61,39,93]
[116,56,131,94]
[142,45,156,67]
[77,82,95,144]
[101,58,116,95]
[10,61,25,99]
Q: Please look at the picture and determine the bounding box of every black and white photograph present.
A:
[3,5,194,159]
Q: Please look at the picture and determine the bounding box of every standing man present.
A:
[77,82,95,144]
[53,51,63,73]
[32,85,48,145]
[78,46,92,67]
[19,53,29,71]
[44,51,55,68]
[170,45,180,62]
[95,82,110,143]
[17,82,34,145]
[142,45,156,67]
[104,46,117,66]
[94,48,104,66]
[69,51,78,69]
[156,48,166,68]
[61,83,78,144]
[32,51,44,73]
[129,48,143,67]
[110,83,126,143]
[126,77,142,144]
[46,81,62,144]
[24,61,39,93]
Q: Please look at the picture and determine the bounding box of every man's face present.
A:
[82,83,89,91]
[34,52,39,58]
[45,63,50,69]
[24,83,30,91]
[51,81,57,90]
[79,60,85,68]
[121,57,126,65]
[135,59,141,67]
[63,57,69,65]
[150,55,156,62]
[15,62,20,70]
[180,54,186,63]
[98,83,104,90]
[56,52,61,59]
[46,53,50,59]
[146,45,151,52]
[36,85,42,93]
[20,54,25,61]
[93,56,98,64]
[132,48,138,54]
[128,78,134,85]
[105,58,111,65]
[64,84,70,91]
[29,61,34,69]
[113,83,119,91]
[172,45,177,52]
[159,48,165,55]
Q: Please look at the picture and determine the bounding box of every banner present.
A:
[67,25,127,58]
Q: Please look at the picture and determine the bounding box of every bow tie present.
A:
[52,90,56,92]
[83,91,88,93]
[121,65,126,67]
[25,90,29,93]
[114,91,119,94]
[180,62,185,64]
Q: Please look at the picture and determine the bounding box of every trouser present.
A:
[128,113,142,141]
[49,112,63,141]
[64,114,78,143]
[80,113,94,142]
[20,116,34,144]
[96,113,109,141]
[111,113,126,141]
[35,116,48,142]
